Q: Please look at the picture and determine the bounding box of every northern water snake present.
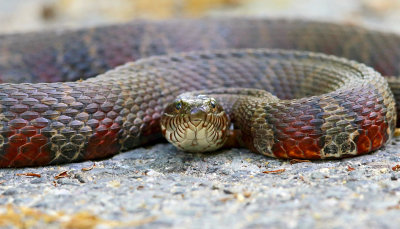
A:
[0,18,399,167]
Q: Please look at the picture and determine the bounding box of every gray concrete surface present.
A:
[1,137,400,228]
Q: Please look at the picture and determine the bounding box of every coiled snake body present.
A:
[0,19,398,167]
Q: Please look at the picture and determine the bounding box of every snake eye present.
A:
[210,99,216,108]
[175,101,182,110]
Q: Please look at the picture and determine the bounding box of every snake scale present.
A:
[0,18,399,167]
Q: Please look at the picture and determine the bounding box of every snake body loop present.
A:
[159,50,395,159]
[0,19,399,167]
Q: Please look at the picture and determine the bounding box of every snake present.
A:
[0,18,398,167]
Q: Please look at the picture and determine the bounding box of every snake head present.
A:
[161,93,230,152]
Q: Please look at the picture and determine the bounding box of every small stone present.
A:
[212,185,220,190]
[30,178,45,184]
[310,172,325,179]
[206,167,218,173]
[73,174,86,183]
[2,188,17,196]
[223,189,234,194]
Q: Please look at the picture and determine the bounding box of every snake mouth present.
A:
[189,119,202,127]
[188,108,207,127]
[185,113,214,136]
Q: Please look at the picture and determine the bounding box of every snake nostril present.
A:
[190,108,201,115]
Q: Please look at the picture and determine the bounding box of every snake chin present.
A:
[161,94,230,152]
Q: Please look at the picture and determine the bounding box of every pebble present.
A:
[2,188,17,196]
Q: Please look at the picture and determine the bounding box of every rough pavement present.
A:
[1,136,400,228]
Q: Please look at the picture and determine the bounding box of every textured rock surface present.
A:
[1,137,400,228]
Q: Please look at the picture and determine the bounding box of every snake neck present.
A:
[203,88,279,156]
[229,96,277,157]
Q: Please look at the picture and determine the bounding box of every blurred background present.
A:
[0,0,399,33]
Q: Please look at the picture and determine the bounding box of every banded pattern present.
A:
[0,19,398,167]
